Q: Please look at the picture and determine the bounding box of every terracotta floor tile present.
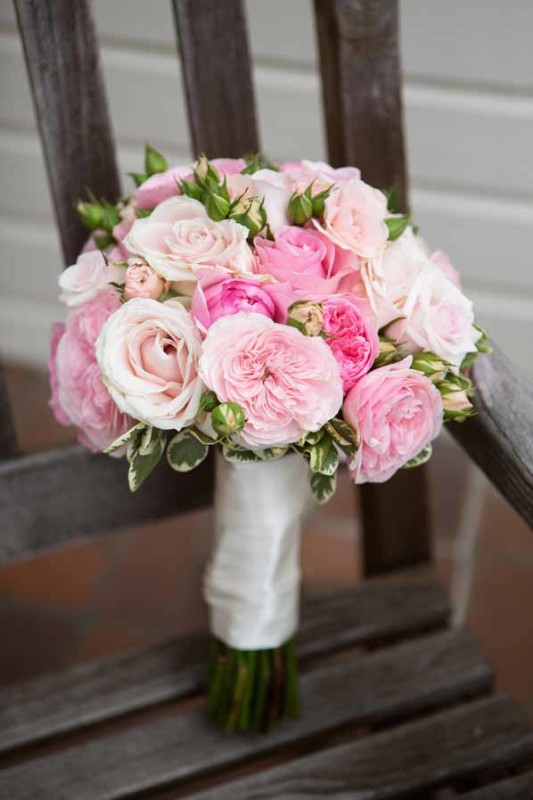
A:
[0,537,108,611]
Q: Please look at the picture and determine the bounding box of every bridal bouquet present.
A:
[49,147,489,732]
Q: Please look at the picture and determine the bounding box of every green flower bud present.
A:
[438,374,475,422]
[374,336,400,367]
[205,189,230,221]
[180,179,204,202]
[76,201,104,231]
[194,155,221,186]
[411,352,450,383]
[212,402,247,436]
[287,301,324,336]
[311,185,333,217]
[230,197,267,236]
[288,190,313,226]
[145,144,168,176]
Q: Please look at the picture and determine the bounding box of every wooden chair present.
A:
[0,1,532,797]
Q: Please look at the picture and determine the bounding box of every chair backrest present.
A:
[0,0,430,572]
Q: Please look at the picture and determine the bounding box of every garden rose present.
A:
[124,260,169,301]
[58,251,124,307]
[386,265,480,368]
[211,158,247,175]
[316,179,388,258]
[199,314,343,448]
[280,160,361,194]
[96,298,204,429]
[191,267,276,332]
[49,290,132,452]
[226,170,292,233]
[343,357,443,483]
[430,249,461,288]
[321,295,379,391]
[134,165,193,210]
[124,196,253,282]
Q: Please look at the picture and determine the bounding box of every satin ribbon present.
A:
[204,451,311,650]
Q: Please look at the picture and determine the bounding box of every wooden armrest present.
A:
[449,344,533,528]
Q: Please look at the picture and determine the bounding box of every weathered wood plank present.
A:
[0,361,18,459]
[14,0,120,265]
[0,572,448,755]
[0,446,214,563]
[186,696,533,800]
[450,346,533,529]
[0,629,491,799]
[461,771,533,799]
[172,0,259,157]
[313,0,430,575]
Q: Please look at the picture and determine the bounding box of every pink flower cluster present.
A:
[49,154,484,485]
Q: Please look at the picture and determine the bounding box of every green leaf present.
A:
[308,434,339,476]
[167,430,209,472]
[310,471,337,504]
[129,172,148,188]
[385,186,400,214]
[403,443,433,469]
[188,426,217,446]
[255,446,289,462]
[385,214,411,241]
[136,208,153,218]
[221,444,263,464]
[241,153,278,174]
[324,418,360,456]
[199,390,219,413]
[180,179,204,202]
[474,321,492,354]
[145,143,168,176]
[104,422,146,454]
[127,430,166,491]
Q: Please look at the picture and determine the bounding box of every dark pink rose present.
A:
[321,295,379,392]
[191,267,276,333]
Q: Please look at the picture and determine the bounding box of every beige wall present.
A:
[0,0,532,371]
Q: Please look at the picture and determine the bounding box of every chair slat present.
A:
[0,362,18,459]
[186,696,532,800]
[172,0,259,157]
[449,346,533,529]
[0,446,213,563]
[0,573,448,755]
[461,771,533,799]
[14,0,121,265]
[313,0,430,576]
[0,629,491,799]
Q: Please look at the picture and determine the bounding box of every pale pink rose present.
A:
[253,227,358,311]
[49,290,132,453]
[199,314,343,448]
[96,298,204,430]
[124,260,169,301]
[386,265,480,368]
[226,170,292,233]
[315,179,388,258]
[191,267,276,333]
[134,165,193,210]
[58,251,125,307]
[211,158,247,176]
[321,295,379,392]
[343,357,443,483]
[430,249,461,288]
[109,202,138,260]
[124,196,253,282]
[280,159,361,194]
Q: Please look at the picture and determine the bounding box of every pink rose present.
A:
[191,267,276,332]
[49,290,132,453]
[253,227,358,314]
[58,251,124,307]
[199,314,343,448]
[226,170,292,233]
[321,295,379,392]
[280,159,361,194]
[343,357,443,483]
[124,196,253,282]
[96,298,204,430]
[430,249,461,288]
[315,179,388,258]
[124,260,169,301]
[211,158,247,176]
[134,165,193,210]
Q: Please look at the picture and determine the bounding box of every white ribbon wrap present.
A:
[204,451,311,650]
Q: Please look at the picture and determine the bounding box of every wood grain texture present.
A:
[0,573,448,755]
[461,771,533,799]
[0,446,214,563]
[14,0,120,265]
[186,696,533,800]
[0,629,492,799]
[172,0,259,157]
[450,346,533,529]
[0,360,18,459]
[313,0,430,574]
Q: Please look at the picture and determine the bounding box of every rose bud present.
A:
[411,352,451,383]
[123,261,169,301]
[211,402,247,436]
[287,300,324,336]
[374,336,400,367]
[438,375,475,421]
[230,197,267,236]
[288,189,313,225]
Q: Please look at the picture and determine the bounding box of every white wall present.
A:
[0,0,532,372]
